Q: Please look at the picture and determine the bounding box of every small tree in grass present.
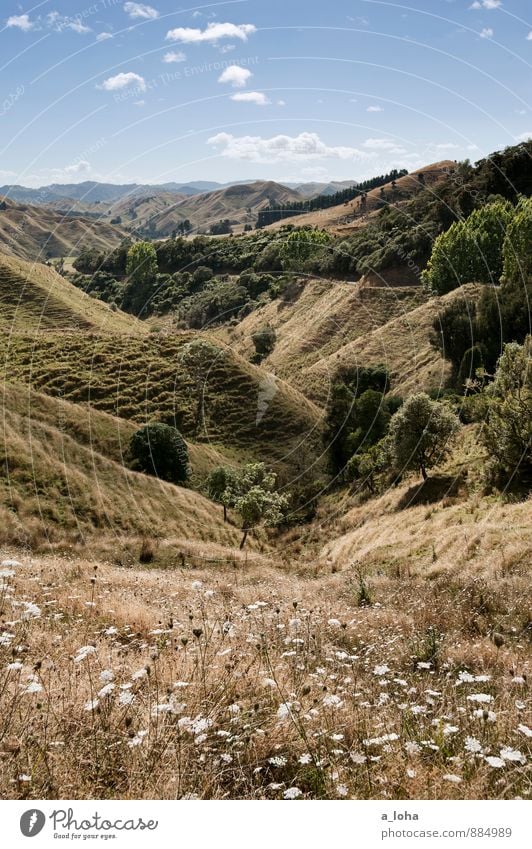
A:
[222,462,289,549]
[251,325,276,362]
[130,423,189,484]
[481,337,532,489]
[177,339,221,433]
[206,466,238,522]
[387,393,460,480]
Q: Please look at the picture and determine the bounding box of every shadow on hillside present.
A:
[396,473,466,511]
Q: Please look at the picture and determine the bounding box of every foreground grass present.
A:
[0,539,529,800]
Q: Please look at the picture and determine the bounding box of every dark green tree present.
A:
[130,423,189,484]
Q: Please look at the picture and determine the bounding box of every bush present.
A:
[130,423,189,484]
[481,338,532,491]
[387,393,460,480]
[251,326,276,359]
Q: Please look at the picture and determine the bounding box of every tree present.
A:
[323,365,390,475]
[387,393,460,480]
[206,466,238,522]
[502,196,532,286]
[251,325,276,360]
[130,423,189,484]
[123,241,158,315]
[222,463,289,549]
[177,339,221,433]
[281,228,330,269]
[481,338,532,489]
[422,200,514,295]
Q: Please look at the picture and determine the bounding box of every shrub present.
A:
[387,393,460,480]
[130,423,189,484]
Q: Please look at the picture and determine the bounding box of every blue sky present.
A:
[1,0,532,187]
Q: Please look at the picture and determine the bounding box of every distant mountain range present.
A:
[0,178,358,207]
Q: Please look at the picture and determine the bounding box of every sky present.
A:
[1,0,532,187]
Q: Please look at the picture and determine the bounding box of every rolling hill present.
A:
[265,161,456,235]
[0,198,127,261]
[118,180,305,237]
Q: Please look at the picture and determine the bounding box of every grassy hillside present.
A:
[0,381,243,552]
[0,252,145,334]
[265,162,456,235]
[0,199,127,261]
[222,279,428,402]
[133,181,304,237]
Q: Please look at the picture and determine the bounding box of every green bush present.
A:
[130,423,189,484]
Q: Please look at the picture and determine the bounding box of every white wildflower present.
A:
[322,694,343,708]
[517,724,532,738]
[467,693,493,704]
[485,756,505,768]
[284,787,302,799]
[277,702,292,719]
[373,664,390,676]
[98,683,115,698]
[128,730,148,748]
[74,645,97,663]
[298,753,312,764]
[500,747,526,764]
[443,774,462,784]
[465,736,482,753]
[336,783,348,797]
[119,690,135,706]
[99,669,114,682]
[84,698,99,711]
[269,756,287,767]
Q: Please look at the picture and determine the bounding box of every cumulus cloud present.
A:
[363,138,406,153]
[230,91,269,105]
[100,72,146,92]
[207,131,371,163]
[124,2,159,19]
[6,14,35,31]
[367,105,384,112]
[218,65,252,87]
[97,32,113,41]
[166,22,256,44]
[516,131,532,141]
[64,160,91,175]
[527,31,532,40]
[163,51,186,63]
[480,27,494,38]
[470,0,501,8]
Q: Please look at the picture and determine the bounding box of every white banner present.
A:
[1,800,529,848]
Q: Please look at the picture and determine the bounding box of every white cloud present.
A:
[277,99,286,106]
[434,142,461,150]
[516,131,532,141]
[100,72,146,92]
[64,160,91,175]
[207,131,372,163]
[218,65,252,87]
[166,22,256,44]
[480,27,494,38]
[527,31,532,40]
[470,0,501,8]
[230,91,269,105]
[367,105,384,112]
[363,138,406,152]
[6,14,34,31]
[124,2,159,19]
[97,32,113,41]
[163,51,186,63]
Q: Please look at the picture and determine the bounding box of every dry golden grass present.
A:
[0,479,529,801]
[0,252,146,335]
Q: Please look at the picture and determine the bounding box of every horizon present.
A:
[2,0,531,189]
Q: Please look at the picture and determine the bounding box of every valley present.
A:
[0,140,530,802]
